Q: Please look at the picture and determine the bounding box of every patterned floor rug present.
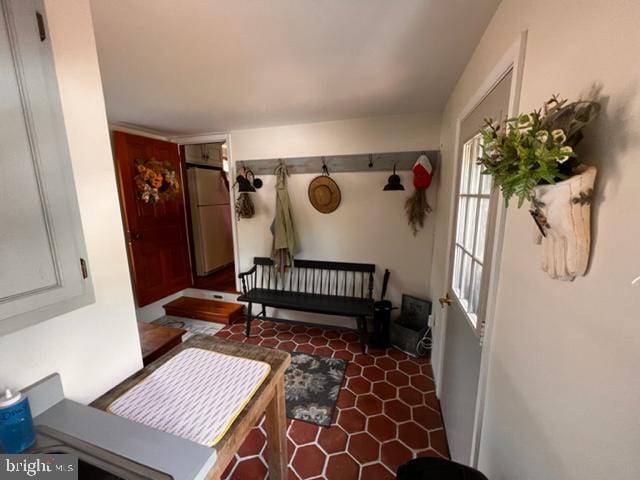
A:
[149,316,346,427]
[285,352,347,427]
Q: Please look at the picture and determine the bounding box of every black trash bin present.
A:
[370,269,392,348]
[371,299,392,348]
[397,457,489,480]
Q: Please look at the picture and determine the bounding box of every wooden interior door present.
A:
[113,131,191,307]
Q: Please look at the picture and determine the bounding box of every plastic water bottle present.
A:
[0,388,36,453]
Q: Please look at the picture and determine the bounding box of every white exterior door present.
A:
[439,70,512,463]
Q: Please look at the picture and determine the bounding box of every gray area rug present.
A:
[150,316,346,427]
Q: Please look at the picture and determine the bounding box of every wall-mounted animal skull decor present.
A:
[530,165,597,281]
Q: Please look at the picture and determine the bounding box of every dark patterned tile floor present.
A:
[215,319,449,479]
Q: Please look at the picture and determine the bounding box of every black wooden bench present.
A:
[237,257,375,353]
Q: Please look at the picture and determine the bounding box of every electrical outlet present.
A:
[428,313,434,328]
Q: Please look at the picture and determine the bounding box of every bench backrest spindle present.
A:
[352,271,356,297]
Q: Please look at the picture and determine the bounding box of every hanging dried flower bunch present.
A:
[235,192,255,219]
[405,188,432,236]
[405,154,434,235]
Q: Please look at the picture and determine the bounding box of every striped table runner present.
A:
[108,348,270,446]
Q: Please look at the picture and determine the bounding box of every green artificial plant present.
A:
[478,95,600,207]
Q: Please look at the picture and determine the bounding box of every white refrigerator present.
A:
[187,167,234,276]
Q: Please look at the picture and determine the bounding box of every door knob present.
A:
[439,292,452,307]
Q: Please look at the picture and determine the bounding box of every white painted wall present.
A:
[231,113,440,160]
[0,0,142,404]
[230,113,440,327]
[135,290,184,324]
[430,1,640,478]
[109,123,171,142]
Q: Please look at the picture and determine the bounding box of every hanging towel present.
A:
[270,164,298,272]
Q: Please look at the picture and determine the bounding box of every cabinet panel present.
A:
[0,14,58,298]
[184,143,222,167]
[0,0,94,335]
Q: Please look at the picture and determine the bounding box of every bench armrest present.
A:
[238,265,257,278]
[238,265,257,294]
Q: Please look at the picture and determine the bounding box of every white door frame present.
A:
[433,31,528,467]
[170,132,242,292]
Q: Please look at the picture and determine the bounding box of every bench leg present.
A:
[261,305,267,318]
[357,316,367,354]
[245,302,253,337]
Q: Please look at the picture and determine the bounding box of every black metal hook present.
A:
[321,157,330,176]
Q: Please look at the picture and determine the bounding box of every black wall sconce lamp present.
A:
[383,164,404,191]
[246,169,262,189]
[236,168,262,192]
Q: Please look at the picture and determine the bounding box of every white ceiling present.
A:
[90,0,500,135]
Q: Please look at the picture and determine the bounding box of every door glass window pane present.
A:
[451,132,495,329]
[470,262,482,318]
[474,198,490,261]
[464,197,477,251]
[461,253,472,304]
[459,143,471,194]
[479,133,493,195]
[456,197,467,245]
[481,170,493,195]
[469,138,481,195]
[453,246,462,294]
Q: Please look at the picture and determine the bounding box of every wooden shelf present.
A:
[239,150,439,175]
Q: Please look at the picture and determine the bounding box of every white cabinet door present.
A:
[184,143,223,167]
[0,0,93,335]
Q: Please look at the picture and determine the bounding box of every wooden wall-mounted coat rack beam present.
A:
[238,150,439,175]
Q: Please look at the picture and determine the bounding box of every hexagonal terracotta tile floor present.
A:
[216,319,449,479]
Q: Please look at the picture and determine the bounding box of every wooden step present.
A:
[163,296,245,325]
[137,321,185,366]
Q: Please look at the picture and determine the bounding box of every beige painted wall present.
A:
[0,0,142,403]
[430,1,640,478]
[230,113,440,326]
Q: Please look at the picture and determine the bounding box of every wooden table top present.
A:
[91,335,291,478]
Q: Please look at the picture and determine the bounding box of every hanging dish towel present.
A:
[270,163,298,272]
[108,348,270,447]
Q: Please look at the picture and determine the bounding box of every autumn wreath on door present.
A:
[135,158,180,204]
